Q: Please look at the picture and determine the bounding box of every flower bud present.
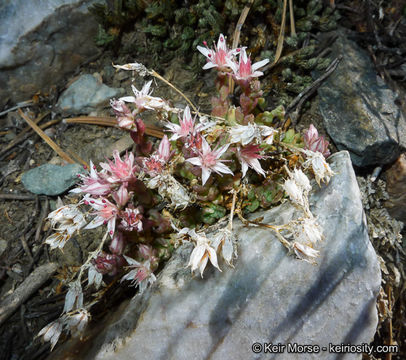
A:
[109,232,125,255]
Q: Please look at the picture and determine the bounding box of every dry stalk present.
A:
[289,0,296,36]
[273,0,288,66]
[18,109,75,164]
[64,116,164,139]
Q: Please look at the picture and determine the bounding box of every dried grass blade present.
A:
[18,109,75,164]
[289,0,296,36]
[273,0,288,66]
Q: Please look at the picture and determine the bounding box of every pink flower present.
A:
[303,124,331,158]
[138,244,158,266]
[164,106,208,141]
[143,135,172,175]
[197,34,239,71]
[99,150,137,184]
[157,134,171,162]
[227,48,269,81]
[121,255,157,293]
[237,145,265,178]
[120,207,143,232]
[109,232,125,255]
[70,161,111,196]
[111,184,130,207]
[186,137,233,185]
[92,251,126,275]
[110,99,135,129]
[84,195,119,237]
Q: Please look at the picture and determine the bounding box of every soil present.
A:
[0,3,405,360]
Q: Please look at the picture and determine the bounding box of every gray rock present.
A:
[56,74,122,115]
[0,0,102,109]
[54,151,381,360]
[21,163,84,195]
[0,239,7,257]
[315,29,406,167]
[384,153,406,224]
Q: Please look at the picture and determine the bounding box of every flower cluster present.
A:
[197,34,269,84]
[45,200,86,249]
[40,33,335,350]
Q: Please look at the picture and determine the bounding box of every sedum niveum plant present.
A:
[39,34,333,349]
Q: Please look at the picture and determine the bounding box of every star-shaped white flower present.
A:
[228,123,277,146]
[187,230,221,277]
[120,80,172,112]
[186,138,233,185]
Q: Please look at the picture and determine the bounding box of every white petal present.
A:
[186,157,202,166]
[183,106,191,121]
[207,246,221,272]
[217,34,226,51]
[212,162,233,176]
[198,255,209,277]
[202,62,217,70]
[241,161,249,178]
[249,158,266,177]
[201,168,211,185]
[201,137,211,154]
[84,218,104,230]
[252,58,270,71]
[197,45,211,58]
[222,238,234,265]
[216,143,230,158]
[119,96,136,103]
[123,255,142,266]
[188,245,206,271]
[251,70,264,78]
[240,48,248,63]
[226,58,238,74]
[142,80,153,95]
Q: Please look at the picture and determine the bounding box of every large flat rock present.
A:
[52,151,381,359]
[315,29,406,167]
[0,0,102,109]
